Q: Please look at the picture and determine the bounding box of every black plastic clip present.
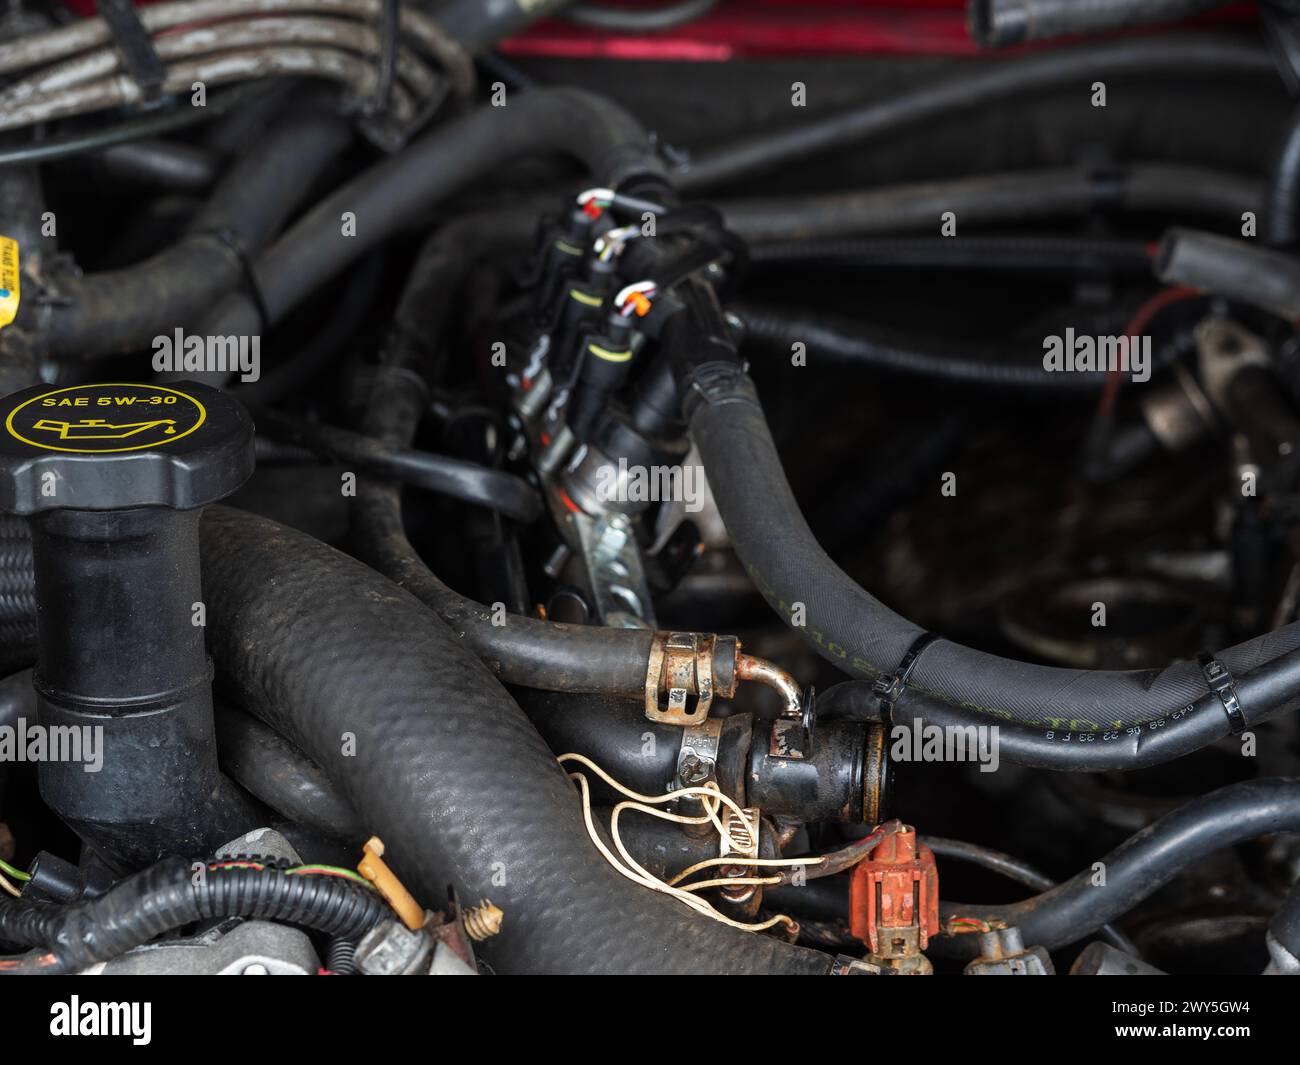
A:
[371,0,399,117]
[197,227,270,330]
[873,632,939,722]
[97,0,167,103]
[1198,652,1247,735]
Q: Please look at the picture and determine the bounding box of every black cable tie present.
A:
[873,632,939,722]
[1198,652,1247,735]
[97,0,167,103]
[199,227,270,331]
[372,0,399,117]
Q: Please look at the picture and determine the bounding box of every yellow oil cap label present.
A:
[0,236,18,331]
[5,383,207,454]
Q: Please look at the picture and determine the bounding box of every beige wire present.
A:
[557,751,743,852]
[564,764,795,935]
[0,871,21,899]
[666,852,824,888]
[677,876,782,892]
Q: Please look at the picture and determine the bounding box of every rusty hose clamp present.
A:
[645,631,717,725]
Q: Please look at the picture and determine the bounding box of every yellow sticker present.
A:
[0,236,18,331]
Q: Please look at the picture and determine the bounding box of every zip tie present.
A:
[873,632,940,722]
[371,0,399,117]
[1198,652,1247,735]
[198,227,270,331]
[96,0,166,103]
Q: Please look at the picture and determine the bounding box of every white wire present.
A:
[560,752,808,935]
[576,186,615,206]
[567,771,794,935]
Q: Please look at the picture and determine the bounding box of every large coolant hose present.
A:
[29,95,353,359]
[667,292,1300,761]
[675,36,1278,190]
[198,506,831,975]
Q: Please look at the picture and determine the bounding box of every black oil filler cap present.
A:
[0,381,253,513]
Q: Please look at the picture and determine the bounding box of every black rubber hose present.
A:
[234,251,386,408]
[0,516,35,653]
[1270,874,1300,961]
[969,0,1228,48]
[734,301,1186,392]
[921,835,1138,954]
[720,165,1261,243]
[198,87,667,346]
[347,208,658,699]
[0,668,34,798]
[198,506,830,974]
[434,0,579,53]
[1266,100,1300,246]
[749,234,1154,276]
[669,295,1300,740]
[0,857,388,973]
[937,777,1300,952]
[256,411,543,524]
[675,36,1277,190]
[214,703,366,843]
[1158,226,1300,319]
[564,0,719,31]
[89,139,217,192]
[30,97,353,360]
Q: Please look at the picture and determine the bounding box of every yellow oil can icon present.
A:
[31,418,178,441]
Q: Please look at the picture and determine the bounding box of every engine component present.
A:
[849,823,940,974]
[961,925,1055,976]
[4,0,1300,1002]
[0,380,255,868]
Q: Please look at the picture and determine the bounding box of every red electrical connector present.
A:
[849,823,940,962]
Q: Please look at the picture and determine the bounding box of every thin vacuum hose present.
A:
[720,165,1261,243]
[969,0,1229,48]
[937,778,1300,952]
[676,36,1278,190]
[733,301,1187,393]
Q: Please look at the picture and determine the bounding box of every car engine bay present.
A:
[1,0,1300,994]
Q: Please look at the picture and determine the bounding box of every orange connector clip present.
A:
[357,836,424,931]
[848,824,940,960]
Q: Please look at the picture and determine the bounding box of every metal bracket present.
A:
[675,716,724,788]
[646,631,717,724]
